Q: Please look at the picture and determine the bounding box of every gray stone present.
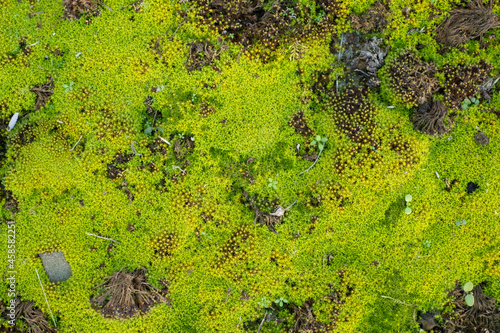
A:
[39,251,72,283]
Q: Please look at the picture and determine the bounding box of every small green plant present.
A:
[257,296,271,308]
[268,178,278,190]
[311,135,328,151]
[274,297,288,307]
[461,97,479,110]
[63,81,74,93]
[404,194,412,214]
[463,281,475,306]
[455,219,467,226]
[423,240,431,247]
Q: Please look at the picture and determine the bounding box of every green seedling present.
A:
[63,81,74,93]
[461,97,479,110]
[268,178,278,190]
[404,194,412,214]
[455,219,467,226]
[463,282,475,306]
[257,296,271,308]
[274,297,288,307]
[311,135,328,151]
[423,240,431,248]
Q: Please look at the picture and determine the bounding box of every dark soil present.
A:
[90,268,170,319]
[106,152,133,179]
[474,131,490,146]
[63,0,100,20]
[173,136,195,161]
[288,111,313,137]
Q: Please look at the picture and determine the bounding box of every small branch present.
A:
[172,165,186,174]
[381,295,415,307]
[284,198,298,211]
[298,149,323,176]
[85,232,121,243]
[70,135,83,151]
[36,269,57,328]
[256,312,268,333]
[237,316,242,329]
[131,141,142,156]
[26,41,39,47]
[354,69,371,77]
[322,256,325,273]
[158,136,171,145]
[97,0,113,11]
[169,17,188,41]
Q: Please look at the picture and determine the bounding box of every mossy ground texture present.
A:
[1,0,500,332]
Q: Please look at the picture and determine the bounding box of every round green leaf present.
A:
[311,140,316,145]
[318,143,324,151]
[404,207,412,214]
[316,135,321,141]
[463,281,473,292]
[268,178,272,182]
[405,194,412,202]
[465,294,474,306]
[321,137,328,142]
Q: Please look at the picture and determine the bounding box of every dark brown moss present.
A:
[412,100,451,135]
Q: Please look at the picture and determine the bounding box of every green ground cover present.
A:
[1,0,500,331]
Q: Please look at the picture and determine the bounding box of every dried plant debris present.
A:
[435,0,499,48]
[412,100,452,135]
[63,0,100,20]
[479,76,500,103]
[241,191,282,234]
[386,51,439,106]
[337,33,389,86]
[349,1,390,34]
[290,298,329,333]
[440,281,500,332]
[1,298,57,333]
[31,77,54,111]
[442,62,493,110]
[90,268,170,319]
[185,38,228,72]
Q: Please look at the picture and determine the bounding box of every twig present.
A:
[131,141,142,156]
[35,269,57,328]
[97,0,113,11]
[298,149,323,176]
[158,136,171,145]
[381,295,414,307]
[37,66,46,71]
[256,312,268,333]
[169,17,188,41]
[85,232,121,243]
[322,256,325,273]
[354,69,371,77]
[237,316,242,329]
[70,135,82,151]
[172,165,186,174]
[26,41,39,47]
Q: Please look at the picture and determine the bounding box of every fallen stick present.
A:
[35,268,57,328]
[85,232,121,243]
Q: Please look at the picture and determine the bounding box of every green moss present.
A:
[1,0,500,332]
